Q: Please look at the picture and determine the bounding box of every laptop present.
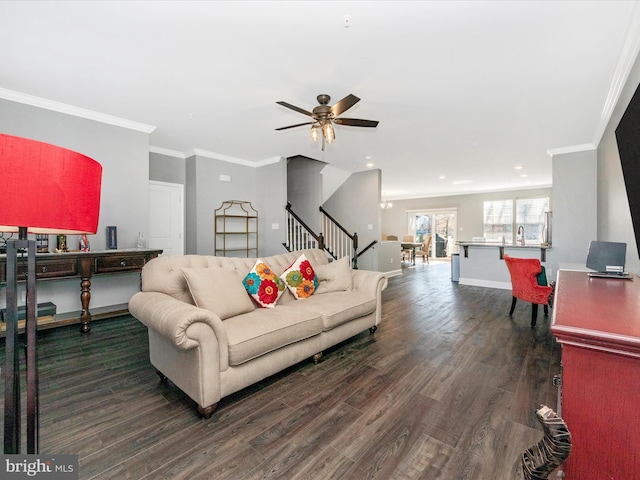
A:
[586,240,633,279]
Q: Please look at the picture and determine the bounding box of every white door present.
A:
[148,181,184,255]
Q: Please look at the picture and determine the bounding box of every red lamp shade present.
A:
[0,133,102,234]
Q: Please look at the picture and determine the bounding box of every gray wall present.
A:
[597,52,640,275]
[323,169,382,271]
[0,98,150,313]
[546,149,597,274]
[287,156,325,232]
[382,187,553,250]
[150,151,185,184]
[183,153,287,257]
[257,159,288,257]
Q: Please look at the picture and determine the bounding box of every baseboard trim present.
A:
[458,278,511,290]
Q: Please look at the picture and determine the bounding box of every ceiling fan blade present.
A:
[276,101,314,117]
[333,118,379,128]
[275,121,316,131]
[330,94,360,117]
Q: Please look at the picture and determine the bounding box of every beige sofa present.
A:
[128,249,387,417]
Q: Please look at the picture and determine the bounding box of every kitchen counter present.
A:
[457,241,550,262]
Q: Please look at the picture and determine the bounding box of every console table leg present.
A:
[80,277,92,334]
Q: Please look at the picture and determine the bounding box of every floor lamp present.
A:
[0,133,102,454]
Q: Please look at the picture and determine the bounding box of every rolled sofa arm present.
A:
[128,291,229,369]
[352,269,388,327]
[352,269,388,296]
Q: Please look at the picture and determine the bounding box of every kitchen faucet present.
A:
[517,225,525,246]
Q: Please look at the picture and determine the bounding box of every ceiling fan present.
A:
[275,94,379,150]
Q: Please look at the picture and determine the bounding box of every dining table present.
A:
[400,242,423,265]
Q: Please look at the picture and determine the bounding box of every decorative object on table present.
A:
[0,133,102,455]
[518,405,571,479]
[106,225,117,249]
[56,234,68,252]
[137,231,146,249]
[79,233,90,252]
[35,234,48,253]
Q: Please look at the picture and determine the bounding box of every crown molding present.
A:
[0,87,156,134]
[592,2,640,146]
[547,143,596,157]
[149,145,186,159]
[185,148,282,167]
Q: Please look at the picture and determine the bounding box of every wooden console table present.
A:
[0,249,162,333]
[551,270,640,479]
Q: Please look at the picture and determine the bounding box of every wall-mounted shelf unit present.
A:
[214,200,258,257]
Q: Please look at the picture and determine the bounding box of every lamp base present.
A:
[3,235,39,454]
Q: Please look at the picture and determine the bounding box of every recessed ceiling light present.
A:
[520,174,528,178]
[366,162,374,168]
[514,165,523,170]
[365,155,372,160]
[439,175,446,180]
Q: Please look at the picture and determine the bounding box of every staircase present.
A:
[283,203,376,269]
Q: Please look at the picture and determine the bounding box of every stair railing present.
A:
[283,203,324,253]
[284,203,377,269]
[319,206,358,267]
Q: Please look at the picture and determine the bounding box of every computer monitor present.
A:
[586,240,627,274]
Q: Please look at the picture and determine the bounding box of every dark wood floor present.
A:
[1,261,561,479]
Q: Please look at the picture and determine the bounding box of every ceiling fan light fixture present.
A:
[310,124,320,142]
[322,122,335,143]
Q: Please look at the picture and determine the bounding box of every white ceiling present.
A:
[2,1,640,200]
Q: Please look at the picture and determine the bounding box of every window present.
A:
[516,197,549,244]
[408,209,457,258]
[483,197,549,244]
[483,200,512,242]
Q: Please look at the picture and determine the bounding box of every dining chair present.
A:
[414,236,432,264]
[401,235,414,263]
[503,254,553,327]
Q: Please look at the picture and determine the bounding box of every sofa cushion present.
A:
[298,291,377,330]
[243,259,286,308]
[314,256,353,294]
[223,306,323,366]
[282,253,317,299]
[181,267,255,320]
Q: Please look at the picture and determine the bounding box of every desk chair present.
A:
[414,236,432,264]
[503,255,553,327]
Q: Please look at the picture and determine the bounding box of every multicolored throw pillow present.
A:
[243,259,286,308]
[282,253,318,299]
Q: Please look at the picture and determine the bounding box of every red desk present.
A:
[551,270,640,479]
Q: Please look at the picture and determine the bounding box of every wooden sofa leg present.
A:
[313,352,323,364]
[198,403,218,419]
[155,369,168,384]
[369,325,378,334]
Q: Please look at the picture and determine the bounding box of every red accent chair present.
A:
[503,254,553,327]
